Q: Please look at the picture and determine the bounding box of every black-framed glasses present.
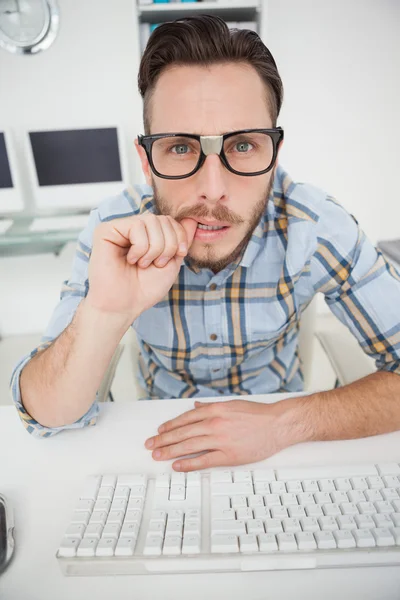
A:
[137,127,284,179]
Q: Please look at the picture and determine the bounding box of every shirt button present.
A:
[213,368,220,373]
[210,333,218,341]
[209,283,217,291]
[218,389,224,395]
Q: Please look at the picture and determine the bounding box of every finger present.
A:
[151,435,218,461]
[158,406,214,434]
[168,217,190,257]
[145,421,210,450]
[172,450,228,472]
[180,218,197,248]
[125,219,149,264]
[138,216,165,268]
[153,216,179,267]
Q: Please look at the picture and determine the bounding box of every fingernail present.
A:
[174,462,181,471]
[179,243,187,253]
[153,450,161,459]
[140,259,150,268]
[145,438,154,448]
[157,257,168,267]
[158,425,164,433]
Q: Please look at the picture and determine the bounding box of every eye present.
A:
[234,141,254,153]
[171,144,189,155]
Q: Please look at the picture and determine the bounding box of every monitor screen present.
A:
[0,132,13,189]
[29,127,123,187]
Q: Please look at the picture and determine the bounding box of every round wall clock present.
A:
[0,0,59,55]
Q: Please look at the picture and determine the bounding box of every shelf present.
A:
[0,214,88,257]
[138,1,260,23]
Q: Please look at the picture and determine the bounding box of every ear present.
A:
[134,137,153,187]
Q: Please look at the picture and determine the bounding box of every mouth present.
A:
[193,219,231,241]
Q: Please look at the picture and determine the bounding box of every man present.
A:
[11,16,400,472]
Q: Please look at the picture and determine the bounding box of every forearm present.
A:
[20,298,134,428]
[281,371,400,446]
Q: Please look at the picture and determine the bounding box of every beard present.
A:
[152,175,274,273]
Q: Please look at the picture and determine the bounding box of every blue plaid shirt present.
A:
[10,165,400,437]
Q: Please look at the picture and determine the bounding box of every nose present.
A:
[195,153,228,205]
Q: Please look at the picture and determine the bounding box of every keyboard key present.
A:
[337,515,356,530]
[120,523,140,538]
[129,486,146,499]
[248,495,264,508]
[155,473,170,488]
[373,514,392,528]
[150,510,167,524]
[84,524,103,540]
[236,508,253,521]
[166,521,183,536]
[383,476,400,488]
[375,501,394,514]
[186,472,201,487]
[298,493,316,506]
[246,519,265,534]
[115,537,136,556]
[358,501,376,515]
[65,524,86,539]
[322,503,341,517]
[231,495,247,509]
[300,517,320,532]
[186,509,201,521]
[318,516,338,531]
[212,520,246,535]
[333,530,356,549]
[365,490,382,503]
[254,482,270,495]
[334,478,352,492]
[288,506,306,518]
[281,493,298,507]
[348,490,366,504]
[277,533,297,551]
[233,471,252,483]
[213,508,236,520]
[184,520,201,535]
[163,535,182,555]
[124,510,142,523]
[211,483,253,496]
[391,514,400,527]
[143,535,163,556]
[390,527,400,545]
[127,498,143,511]
[239,534,258,552]
[381,488,399,501]
[211,496,231,511]
[264,518,283,533]
[340,503,358,516]
[168,509,184,522]
[107,510,125,524]
[102,523,121,539]
[80,476,102,501]
[286,481,303,494]
[355,514,374,529]
[117,474,147,487]
[295,531,317,550]
[305,505,323,517]
[77,537,98,557]
[114,486,130,500]
[372,528,395,547]
[393,500,400,512]
[254,506,269,519]
[211,470,232,484]
[318,479,335,492]
[302,480,319,493]
[314,492,331,505]
[367,476,385,489]
[70,510,91,525]
[58,537,80,557]
[93,499,110,512]
[263,494,281,507]
[111,498,128,512]
[211,534,239,553]
[101,475,117,488]
[96,537,117,557]
[171,472,186,486]
[252,469,276,483]
[169,485,185,501]
[350,477,368,491]
[331,491,348,504]
[314,531,336,549]
[377,463,400,476]
[354,529,376,547]
[282,518,301,533]
[76,499,95,512]
[258,533,278,552]
[270,481,286,495]
[89,511,108,525]
[270,506,288,519]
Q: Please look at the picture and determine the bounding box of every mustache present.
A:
[175,203,244,225]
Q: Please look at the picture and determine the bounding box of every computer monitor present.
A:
[0,130,24,214]
[25,126,129,211]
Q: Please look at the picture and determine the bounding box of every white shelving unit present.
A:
[136,0,266,53]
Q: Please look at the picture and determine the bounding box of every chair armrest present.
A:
[97,344,124,403]
[315,327,376,387]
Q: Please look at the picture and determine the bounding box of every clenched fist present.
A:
[86,213,197,323]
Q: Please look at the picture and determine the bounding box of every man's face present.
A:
[135,62,280,272]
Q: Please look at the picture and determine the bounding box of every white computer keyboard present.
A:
[57,463,400,576]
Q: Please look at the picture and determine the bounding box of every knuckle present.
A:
[209,416,224,431]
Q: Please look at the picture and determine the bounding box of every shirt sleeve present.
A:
[310,196,400,376]
[9,208,102,438]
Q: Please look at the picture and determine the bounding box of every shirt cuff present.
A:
[9,345,99,438]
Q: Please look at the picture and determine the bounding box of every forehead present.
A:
[149,62,272,135]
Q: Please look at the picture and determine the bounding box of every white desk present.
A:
[1,394,400,600]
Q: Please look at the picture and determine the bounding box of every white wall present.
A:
[0,0,399,336]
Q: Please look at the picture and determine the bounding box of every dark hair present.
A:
[138,15,283,134]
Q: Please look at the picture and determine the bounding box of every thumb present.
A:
[180,218,197,248]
